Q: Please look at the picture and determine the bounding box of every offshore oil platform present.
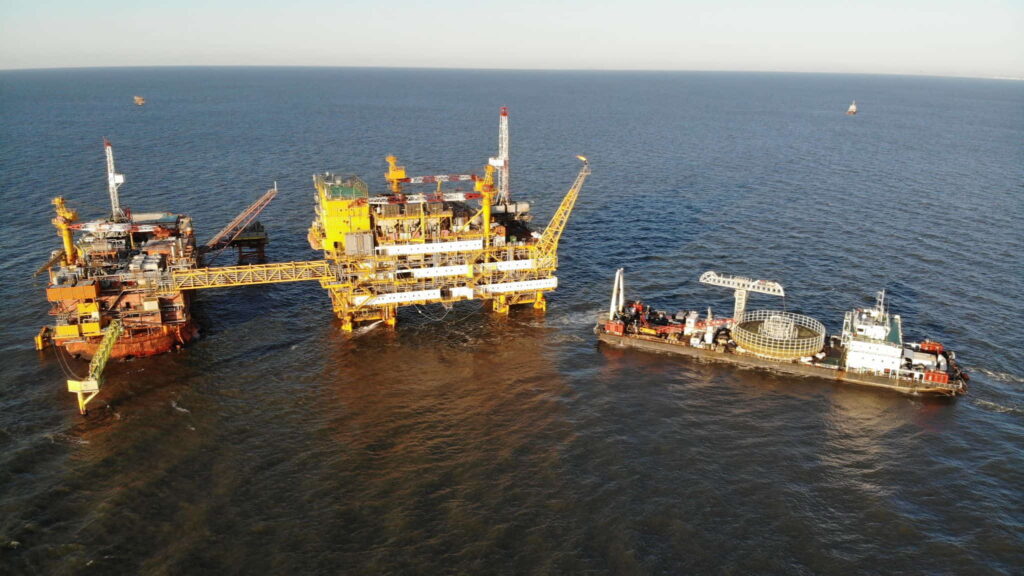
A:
[36,108,591,413]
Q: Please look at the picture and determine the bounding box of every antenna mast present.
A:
[104,139,127,222]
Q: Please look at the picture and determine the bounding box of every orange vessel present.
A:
[37,141,201,360]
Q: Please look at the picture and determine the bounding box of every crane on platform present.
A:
[699,270,785,322]
[535,156,590,266]
[66,319,122,414]
[105,139,128,222]
[51,197,78,266]
[385,156,480,197]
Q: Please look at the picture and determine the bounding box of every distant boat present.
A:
[847,100,857,115]
[134,96,146,106]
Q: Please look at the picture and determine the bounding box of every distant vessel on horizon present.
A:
[847,100,857,115]
[134,95,146,106]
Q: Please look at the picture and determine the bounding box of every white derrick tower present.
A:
[488,107,511,204]
[699,270,785,321]
[104,139,127,222]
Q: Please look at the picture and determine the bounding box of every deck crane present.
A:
[534,156,590,268]
[699,270,785,322]
[51,197,78,266]
[66,319,122,414]
[105,139,127,222]
[384,156,480,196]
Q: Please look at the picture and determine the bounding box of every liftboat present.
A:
[594,269,968,397]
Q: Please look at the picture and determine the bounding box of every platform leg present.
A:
[492,296,509,315]
[76,390,98,415]
[35,326,52,350]
[533,293,547,311]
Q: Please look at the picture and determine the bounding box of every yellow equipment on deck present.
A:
[52,197,77,266]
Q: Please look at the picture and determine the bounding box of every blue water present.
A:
[1,68,1022,574]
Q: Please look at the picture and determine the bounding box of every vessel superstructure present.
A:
[596,269,968,397]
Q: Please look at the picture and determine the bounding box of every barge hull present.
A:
[596,330,962,398]
[63,321,198,360]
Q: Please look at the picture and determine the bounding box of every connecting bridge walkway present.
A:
[168,260,336,291]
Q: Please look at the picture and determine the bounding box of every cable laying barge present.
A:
[595,269,968,397]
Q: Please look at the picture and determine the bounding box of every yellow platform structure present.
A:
[307,155,590,331]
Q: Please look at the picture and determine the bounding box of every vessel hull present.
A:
[64,321,198,360]
[596,329,964,397]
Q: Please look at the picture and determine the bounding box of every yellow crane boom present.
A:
[52,197,78,266]
[535,156,590,267]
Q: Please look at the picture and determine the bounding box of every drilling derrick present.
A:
[491,106,511,204]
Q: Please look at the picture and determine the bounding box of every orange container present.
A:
[924,371,950,384]
[74,280,100,300]
[920,341,944,354]
[46,286,71,301]
[604,321,625,336]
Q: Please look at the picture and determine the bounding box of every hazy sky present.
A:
[1,0,1021,78]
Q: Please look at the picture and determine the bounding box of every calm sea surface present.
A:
[0,68,1022,574]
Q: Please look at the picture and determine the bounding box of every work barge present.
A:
[595,269,968,397]
[37,108,591,413]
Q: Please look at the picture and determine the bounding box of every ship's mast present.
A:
[104,139,127,222]
[489,107,511,204]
